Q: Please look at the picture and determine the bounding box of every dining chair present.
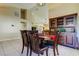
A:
[50,29,59,56]
[43,29,59,56]
[29,33,49,56]
[20,30,30,56]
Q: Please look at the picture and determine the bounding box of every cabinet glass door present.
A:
[65,16,75,27]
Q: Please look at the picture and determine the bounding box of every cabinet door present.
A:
[49,18,57,28]
[65,32,76,48]
[58,32,76,48]
[57,17,64,27]
[65,15,76,27]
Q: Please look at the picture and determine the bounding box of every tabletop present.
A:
[39,35,57,41]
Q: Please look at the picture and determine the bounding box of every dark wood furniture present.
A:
[20,30,30,56]
[20,30,38,55]
[50,29,59,56]
[29,33,49,56]
[49,13,77,48]
[39,29,59,56]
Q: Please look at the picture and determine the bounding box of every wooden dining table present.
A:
[39,35,51,40]
[38,35,58,56]
[38,35,57,43]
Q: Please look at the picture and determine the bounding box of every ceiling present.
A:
[0,3,60,9]
[0,3,37,9]
[48,3,79,10]
[0,3,79,10]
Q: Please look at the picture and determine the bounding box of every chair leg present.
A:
[53,46,56,56]
[46,49,48,56]
[26,47,29,56]
[56,46,59,55]
[38,53,40,56]
[21,45,24,54]
[30,49,32,56]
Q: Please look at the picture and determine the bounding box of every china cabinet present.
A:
[49,13,77,48]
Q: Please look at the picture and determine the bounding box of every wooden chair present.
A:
[20,30,30,56]
[29,33,49,56]
[42,29,59,56]
[49,29,59,56]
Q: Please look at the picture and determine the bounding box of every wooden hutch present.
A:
[49,13,77,48]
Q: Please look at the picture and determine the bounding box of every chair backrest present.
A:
[29,32,41,53]
[20,30,29,46]
[30,30,38,34]
[50,29,59,44]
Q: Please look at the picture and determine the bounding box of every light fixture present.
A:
[37,3,46,7]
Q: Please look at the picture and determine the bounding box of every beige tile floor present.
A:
[0,39,79,56]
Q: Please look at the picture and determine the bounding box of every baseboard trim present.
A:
[0,38,21,42]
[59,44,76,49]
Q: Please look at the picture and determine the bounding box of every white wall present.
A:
[28,5,49,32]
[0,7,21,41]
[0,4,49,41]
[0,5,49,41]
[25,10,33,30]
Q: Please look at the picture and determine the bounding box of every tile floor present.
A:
[0,39,79,56]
